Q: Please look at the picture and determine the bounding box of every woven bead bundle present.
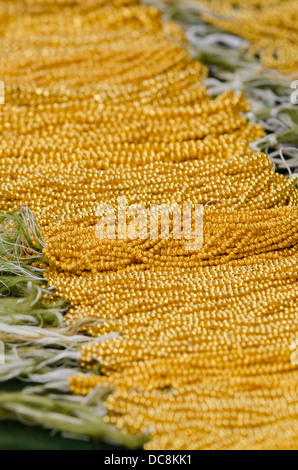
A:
[0,0,297,450]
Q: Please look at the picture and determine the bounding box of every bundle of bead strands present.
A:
[0,0,264,170]
[68,256,298,450]
[0,0,297,451]
[1,153,297,227]
[3,155,294,449]
[181,0,298,75]
[42,203,298,276]
[49,204,298,334]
